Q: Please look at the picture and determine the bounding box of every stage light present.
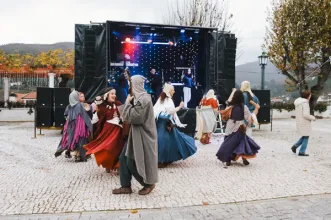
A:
[169,41,174,46]
[136,26,140,30]
[180,29,185,33]
[154,33,157,36]
[125,38,131,43]
[150,33,153,36]
[189,37,193,40]
[147,39,152,43]
[194,29,199,34]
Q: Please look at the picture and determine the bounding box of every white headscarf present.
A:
[131,75,147,104]
[163,83,173,98]
[240,81,255,97]
[205,89,216,100]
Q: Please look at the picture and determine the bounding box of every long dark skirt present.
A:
[216,130,260,163]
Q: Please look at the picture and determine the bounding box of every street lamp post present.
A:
[258,51,269,90]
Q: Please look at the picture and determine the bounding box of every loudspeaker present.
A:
[36,107,53,127]
[252,90,271,124]
[257,107,271,124]
[54,107,67,127]
[54,88,70,108]
[225,37,237,49]
[252,90,271,107]
[177,108,196,137]
[37,87,54,107]
[84,29,96,77]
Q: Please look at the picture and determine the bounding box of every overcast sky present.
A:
[0,0,271,65]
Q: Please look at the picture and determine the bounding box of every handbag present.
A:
[220,106,233,121]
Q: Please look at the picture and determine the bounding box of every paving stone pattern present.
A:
[0,119,331,216]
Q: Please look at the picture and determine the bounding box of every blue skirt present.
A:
[156,115,197,163]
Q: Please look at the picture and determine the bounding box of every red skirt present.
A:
[84,123,124,169]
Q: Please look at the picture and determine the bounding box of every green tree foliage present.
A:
[265,0,331,113]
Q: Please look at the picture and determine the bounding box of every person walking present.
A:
[291,90,316,156]
[112,75,158,195]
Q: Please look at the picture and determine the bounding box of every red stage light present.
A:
[125,38,131,43]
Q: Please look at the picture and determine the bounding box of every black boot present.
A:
[65,150,72,158]
[291,145,297,154]
[243,158,250,166]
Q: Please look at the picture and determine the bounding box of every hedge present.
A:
[271,102,328,113]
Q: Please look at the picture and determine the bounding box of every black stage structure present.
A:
[74,21,237,107]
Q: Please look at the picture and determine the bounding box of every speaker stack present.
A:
[216,34,237,104]
[36,87,71,127]
[252,90,271,124]
[36,88,54,127]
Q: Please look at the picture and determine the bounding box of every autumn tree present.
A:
[265,0,331,113]
[0,49,6,65]
[163,0,232,30]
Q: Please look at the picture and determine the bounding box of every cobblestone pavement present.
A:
[0,119,331,216]
[1,194,331,219]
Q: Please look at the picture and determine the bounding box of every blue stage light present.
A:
[180,29,185,33]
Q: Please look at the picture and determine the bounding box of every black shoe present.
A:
[75,158,87,162]
[226,161,231,166]
[54,152,62,158]
[243,158,250,166]
[291,145,297,154]
[65,151,72,158]
[298,153,309,156]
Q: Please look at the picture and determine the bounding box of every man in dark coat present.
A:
[148,68,162,104]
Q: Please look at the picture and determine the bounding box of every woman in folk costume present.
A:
[216,90,261,166]
[154,83,197,167]
[240,81,260,136]
[195,89,219,144]
[84,88,124,173]
[55,90,92,162]
[113,75,158,195]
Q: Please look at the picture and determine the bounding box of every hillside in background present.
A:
[235,61,286,86]
[0,42,74,55]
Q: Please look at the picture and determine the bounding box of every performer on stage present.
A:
[112,75,158,195]
[55,90,92,162]
[147,68,162,103]
[154,83,197,167]
[116,69,130,104]
[84,88,124,173]
[195,89,219,144]
[182,69,194,108]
